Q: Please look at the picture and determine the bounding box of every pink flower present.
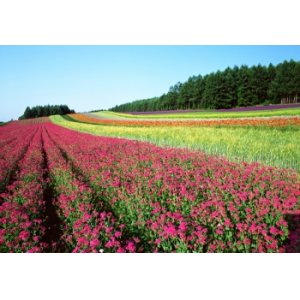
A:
[19,231,30,241]
[243,238,251,246]
[125,241,136,252]
[90,239,100,248]
[0,229,5,237]
[163,224,177,237]
[152,208,160,214]
[268,240,278,250]
[151,222,159,230]
[105,240,115,248]
[77,237,89,247]
[82,213,91,222]
[27,247,40,253]
[270,227,279,235]
[211,211,219,219]
[249,223,258,234]
[216,228,224,235]
[20,221,32,229]
[224,219,232,227]
[154,238,161,245]
[179,222,187,231]
[114,231,122,238]
[236,223,245,231]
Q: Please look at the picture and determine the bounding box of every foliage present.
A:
[19,104,75,120]
[110,60,300,112]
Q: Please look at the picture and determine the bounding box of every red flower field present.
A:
[0,119,300,252]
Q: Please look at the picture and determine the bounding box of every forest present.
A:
[110,60,300,112]
[19,105,75,120]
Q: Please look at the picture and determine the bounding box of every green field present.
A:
[51,115,300,172]
[92,107,300,120]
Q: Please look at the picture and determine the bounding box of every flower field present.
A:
[68,113,300,128]
[51,115,300,171]
[1,119,300,252]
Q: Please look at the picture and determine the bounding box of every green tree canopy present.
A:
[110,60,300,112]
[19,105,75,120]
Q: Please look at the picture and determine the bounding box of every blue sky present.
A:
[1,45,300,121]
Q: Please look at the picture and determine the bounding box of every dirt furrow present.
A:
[40,127,65,252]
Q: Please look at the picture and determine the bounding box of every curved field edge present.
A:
[50,115,300,172]
[66,113,300,128]
[93,107,300,120]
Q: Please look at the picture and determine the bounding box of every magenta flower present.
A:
[125,241,136,252]
[90,239,100,248]
[19,231,30,241]
[179,222,187,231]
[114,231,122,238]
[163,224,177,237]
[270,227,279,235]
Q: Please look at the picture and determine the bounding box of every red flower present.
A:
[125,241,136,252]
[90,239,100,248]
[19,231,30,241]
[163,224,177,238]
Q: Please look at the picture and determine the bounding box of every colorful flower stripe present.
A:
[69,113,300,128]
[0,126,47,252]
[48,123,300,253]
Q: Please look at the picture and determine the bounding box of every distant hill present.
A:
[110,60,300,112]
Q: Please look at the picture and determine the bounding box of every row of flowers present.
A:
[47,123,300,252]
[68,113,300,128]
[0,122,39,194]
[0,126,47,252]
[42,128,139,252]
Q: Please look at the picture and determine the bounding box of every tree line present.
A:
[110,60,300,112]
[19,105,75,120]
